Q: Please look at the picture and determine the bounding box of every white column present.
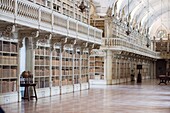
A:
[105,50,112,85]
[167,34,170,52]
[118,58,121,83]
[115,58,118,84]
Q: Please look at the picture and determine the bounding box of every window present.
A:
[157,30,167,39]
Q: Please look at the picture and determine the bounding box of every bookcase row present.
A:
[0,56,17,65]
[0,68,17,78]
[0,42,17,53]
[35,47,50,55]
[35,58,50,65]
[51,68,88,76]
[0,80,17,93]
[90,54,104,80]
[30,75,89,89]
[34,68,50,76]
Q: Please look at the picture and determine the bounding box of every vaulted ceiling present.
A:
[92,0,170,39]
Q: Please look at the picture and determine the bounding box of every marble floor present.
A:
[1,79,170,113]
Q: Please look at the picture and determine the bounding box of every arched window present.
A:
[157,30,167,39]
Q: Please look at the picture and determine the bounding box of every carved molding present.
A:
[33,33,51,49]
[18,30,39,48]
[0,25,15,39]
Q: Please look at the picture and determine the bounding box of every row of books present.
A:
[81,76,88,83]
[81,69,88,74]
[51,69,88,76]
[95,58,104,61]
[82,54,88,58]
[35,48,50,55]
[62,70,73,75]
[62,51,72,57]
[0,56,17,65]
[74,78,80,84]
[52,51,88,58]
[81,61,88,65]
[0,43,17,52]
[94,69,103,73]
[62,79,72,85]
[52,60,60,65]
[0,68,17,78]
[35,59,50,65]
[49,60,88,66]
[89,69,95,73]
[35,80,49,88]
[0,81,17,93]
[52,79,59,86]
[90,58,95,61]
[34,69,50,76]
[52,69,60,75]
[52,50,60,56]
[52,77,88,86]
[95,62,104,66]
[62,61,73,65]
[90,63,95,66]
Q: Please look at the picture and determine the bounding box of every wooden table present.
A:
[20,83,38,101]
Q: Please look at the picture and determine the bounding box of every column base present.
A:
[106,80,112,85]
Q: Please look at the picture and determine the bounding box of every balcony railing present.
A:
[102,38,158,58]
[0,0,102,45]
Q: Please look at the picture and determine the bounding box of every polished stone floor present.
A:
[1,79,170,113]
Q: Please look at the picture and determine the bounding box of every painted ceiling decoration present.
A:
[90,0,170,40]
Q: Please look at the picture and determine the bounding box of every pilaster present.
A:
[105,50,112,85]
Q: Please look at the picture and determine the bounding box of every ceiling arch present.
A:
[91,0,170,38]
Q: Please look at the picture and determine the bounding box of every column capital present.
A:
[0,24,15,39]
[18,30,39,48]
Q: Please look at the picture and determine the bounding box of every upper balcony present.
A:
[0,0,102,45]
[98,17,159,59]
[101,38,159,59]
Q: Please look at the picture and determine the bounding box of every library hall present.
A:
[0,0,170,113]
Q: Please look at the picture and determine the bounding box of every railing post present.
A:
[67,17,69,36]
[14,0,18,18]
[51,11,54,31]
[38,6,41,29]
[76,21,78,38]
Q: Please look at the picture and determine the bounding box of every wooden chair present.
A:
[20,71,37,101]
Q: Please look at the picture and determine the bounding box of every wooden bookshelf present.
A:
[61,46,73,86]
[90,50,104,80]
[0,39,18,94]
[74,48,80,84]
[52,48,60,87]
[26,42,90,96]
[81,49,89,83]
[90,19,105,37]
[0,37,18,105]
[34,46,50,89]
